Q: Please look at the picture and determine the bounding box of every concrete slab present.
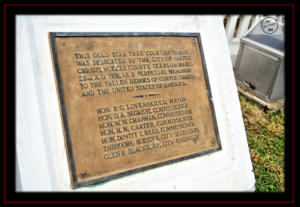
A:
[237,86,285,113]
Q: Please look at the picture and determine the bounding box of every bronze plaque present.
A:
[50,33,221,189]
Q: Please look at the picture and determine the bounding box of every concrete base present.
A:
[237,86,285,113]
[16,15,255,192]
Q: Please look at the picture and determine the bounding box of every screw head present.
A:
[80,171,87,178]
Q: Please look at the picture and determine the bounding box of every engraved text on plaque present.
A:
[50,33,221,188]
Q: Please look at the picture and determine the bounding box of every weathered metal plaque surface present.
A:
[50,33,221,189]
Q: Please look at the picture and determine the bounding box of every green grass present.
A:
[239,95,285,192]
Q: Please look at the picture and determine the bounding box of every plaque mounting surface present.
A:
[50,32,221,189]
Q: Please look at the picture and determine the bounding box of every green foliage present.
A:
[239,95,285,192]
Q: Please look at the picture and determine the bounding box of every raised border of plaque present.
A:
[50,32,222,189]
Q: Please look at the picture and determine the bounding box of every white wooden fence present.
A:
[224,15,284,66]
